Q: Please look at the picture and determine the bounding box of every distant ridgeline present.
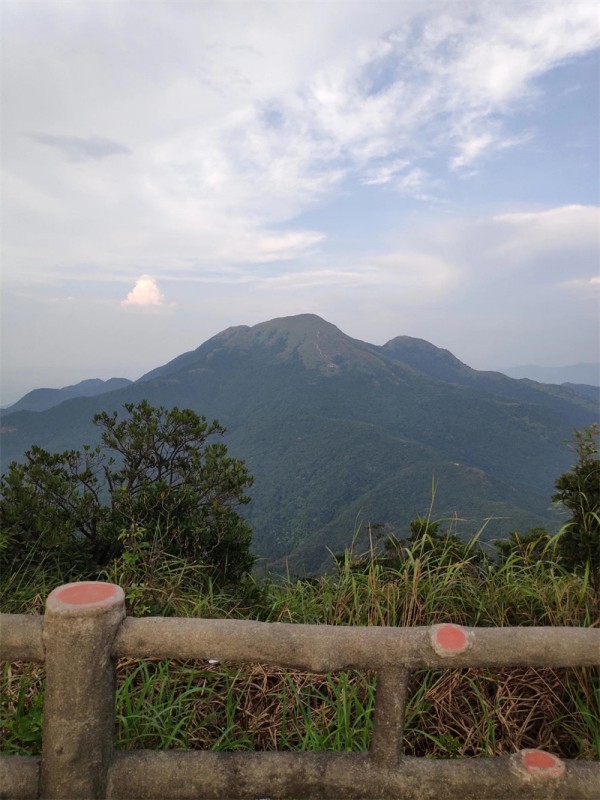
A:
[1,314,597,573]
[5,378,133,413]
[500,363,600,386]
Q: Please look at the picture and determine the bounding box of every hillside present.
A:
[500,362,600,386]
[1,314,596,573]
[5,377,133,413]
[562,383,600,403]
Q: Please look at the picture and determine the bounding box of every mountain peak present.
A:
[248,313,340,337]
[2,313,596,575]
[207,314,364,372]
[380,335,474,381]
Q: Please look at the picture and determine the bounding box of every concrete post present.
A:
[370,667,409,766]
[40,581,125,799]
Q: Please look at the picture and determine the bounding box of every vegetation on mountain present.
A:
[494,528,554,568]
[0,314,597,572]
[2,515,598,761]
[0,401,254,588]
[335,424,599,584]
[553,424,600,583]
[6,377,132,413]
[1,423,598,761]
[563,383,600,402]
[500,362,600,386]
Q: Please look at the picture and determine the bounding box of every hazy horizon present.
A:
[2,1,599,405]
[3,312,599,407]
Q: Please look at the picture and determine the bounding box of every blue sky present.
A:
[1,0,599,404]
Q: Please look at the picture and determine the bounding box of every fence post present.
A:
[370,667,410,766]
[40,581,125,799]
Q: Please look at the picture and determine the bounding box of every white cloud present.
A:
[559,275,600,292]
[251,231,326,261]
[28,133,130,162]
[362,159,410,186]
[493,204,600,229]
[451,134,494,170]
[490,205,600,264]
[121,276,166,308]
[2,0,598,290]
[364,251,458,295]
[395,167,432,196]
[259,250,458,298]
[431,2,600,167]
[261,269,373,291]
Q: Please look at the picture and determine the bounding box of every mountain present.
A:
[5,378,133,413]
[561,383,600,403]
[1,315,596,573]
[499,362,600,386]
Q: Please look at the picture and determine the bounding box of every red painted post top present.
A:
[521,749,565,777]
[510,749,566,780]
[46,581,125,613]
[430,623,472,656]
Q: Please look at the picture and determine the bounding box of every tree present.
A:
[404,516,485,568]
[495,528,553,568]
[553,424,599,580]
[0,401,255,586]
[340,515,486,574]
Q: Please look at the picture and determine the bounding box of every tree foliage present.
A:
[553,424,599,580]
[0,401,254,587]
[495,528,553,568]
[339,515,487,575]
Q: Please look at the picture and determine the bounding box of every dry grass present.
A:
[2,537,598,760]
[110,657,598,758]
[2,657,597,759]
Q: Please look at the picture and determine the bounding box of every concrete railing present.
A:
[1,580,599,799]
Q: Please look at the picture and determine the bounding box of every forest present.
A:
[1,406,598,761]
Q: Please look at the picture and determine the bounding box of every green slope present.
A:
[6,378,133,413]
[1,314,595,572]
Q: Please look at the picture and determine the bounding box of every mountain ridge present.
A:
[500,362,600,386]
[5,377,133,413]
[1,314,596,573]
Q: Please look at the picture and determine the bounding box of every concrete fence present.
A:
[1,580,599,800]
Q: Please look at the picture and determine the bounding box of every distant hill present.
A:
[500,363,600,386]
[5,378,133,413]
[1,315,597,573]
[561,383,600,403]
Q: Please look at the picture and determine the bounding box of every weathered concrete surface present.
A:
[40,582,125,800]
[2,583,600,800]
[113,618,600,671]
[370,667,409,765]
[106,751,600,800]
[0,614,44,663]
[0,755,40,800]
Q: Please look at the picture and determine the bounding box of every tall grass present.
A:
[1,533,598,760]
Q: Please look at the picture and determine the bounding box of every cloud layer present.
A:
[3,0,598,281]
[1,0,598,402]
[28,133,131,162]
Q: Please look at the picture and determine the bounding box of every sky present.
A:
[1,0,599,405]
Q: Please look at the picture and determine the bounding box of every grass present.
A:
[1,534,598,761]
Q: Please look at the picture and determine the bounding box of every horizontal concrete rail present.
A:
[2,581,599,800]
[0,614,600,673]
[0,614,44,662]
[3,612,599,670]
[113,617,600,670]
[106,751,600,800]
[4,751,597,800]
[0,755,40,800]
